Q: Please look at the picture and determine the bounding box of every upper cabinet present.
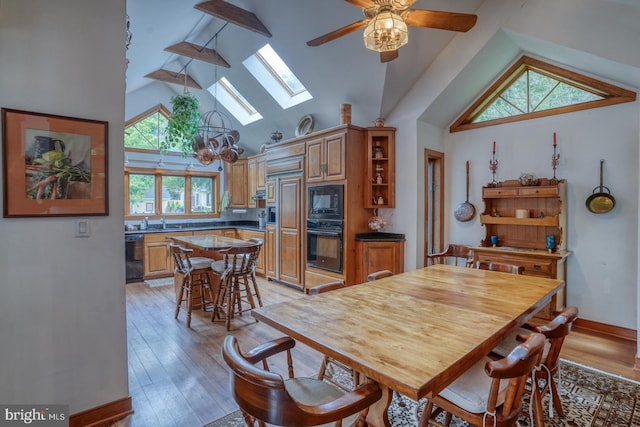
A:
[306,133,346,182]
[248,153,266,208]
[226,158,248,208]
[364,128,396,208]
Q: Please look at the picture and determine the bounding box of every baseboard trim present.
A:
[69,396,132,427]
[574,318,636,342]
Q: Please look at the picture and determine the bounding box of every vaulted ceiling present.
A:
[125,0,484,155]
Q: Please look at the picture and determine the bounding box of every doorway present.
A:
[424,149,444,265]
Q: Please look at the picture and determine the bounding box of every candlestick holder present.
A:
[489,150,498,187]
[550,133,560,185]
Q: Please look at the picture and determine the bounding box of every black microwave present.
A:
[308,184,343,220]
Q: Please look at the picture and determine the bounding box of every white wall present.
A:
[445,104,638,329]
[387,0,640,331]
[0,0,128,414]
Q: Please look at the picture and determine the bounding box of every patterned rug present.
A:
[144,277,174,287]
[203,359,640,427]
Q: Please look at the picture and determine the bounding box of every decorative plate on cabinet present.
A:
[295,114,314,137]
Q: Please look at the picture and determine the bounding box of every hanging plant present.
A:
[162,91,201,157]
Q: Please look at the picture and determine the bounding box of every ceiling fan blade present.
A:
[344,0,376,8]
[195,0,271,37]
[307,19,368,47]
[380,50,399,63]
[405,10,477,32]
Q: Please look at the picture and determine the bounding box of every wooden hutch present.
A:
[473,178,571,319]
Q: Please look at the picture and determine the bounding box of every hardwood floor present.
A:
[122,277,638,426]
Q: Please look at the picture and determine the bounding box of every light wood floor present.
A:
[123,277,639,427]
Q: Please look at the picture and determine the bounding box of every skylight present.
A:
[451,56,636,132]
[207,77,262,126]
[243,43,312,109]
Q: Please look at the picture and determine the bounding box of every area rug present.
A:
[203,359,640,427]
[144,277,174,287]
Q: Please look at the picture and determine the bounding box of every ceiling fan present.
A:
[307,0,477,63]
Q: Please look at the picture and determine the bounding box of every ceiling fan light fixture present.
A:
[363,10,408,53]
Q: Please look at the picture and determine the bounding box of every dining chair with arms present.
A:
[211,242,262,331]
[418,332,546,427]
[426,244,474,267]
[222,335,382,427]
[476,261,524,274]
[169,243,215,328]
[366,269,394,281]
[305,280,360,392]
[492,306,579,423]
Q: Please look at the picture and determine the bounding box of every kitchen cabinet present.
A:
[248,153,266,208]
[226,158,248,208]
[355,233,405,283]
[364,127,395,208]
[266,225,276,278]
[475,178,570,319]
[143,231,187,279]
[277,174,303,287]
[238,229,266,276]
[306,132,345,182]
[266,179,276,205]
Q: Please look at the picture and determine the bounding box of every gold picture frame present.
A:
[2,108,108,217]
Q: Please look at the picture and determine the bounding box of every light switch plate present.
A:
[75,219,90,238]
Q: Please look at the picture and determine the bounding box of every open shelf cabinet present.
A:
[364,127,395,208]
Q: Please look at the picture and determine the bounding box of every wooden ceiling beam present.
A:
[195,0,271,38]
[144,69,202,90]
[165,41,230,68]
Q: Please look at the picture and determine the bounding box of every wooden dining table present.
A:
[251,264,565,427]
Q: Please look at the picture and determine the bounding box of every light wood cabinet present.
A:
[266,179,276,205]
[143,231,187,279]
[266,225,276,278]
[226,158,248,208]
[278,174,303,287]
[306,133,346,182]
[476,178,570,319]
[355,235,405,283]
[365,128,395,208]
[248,154,266,208]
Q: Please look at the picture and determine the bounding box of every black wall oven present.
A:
[308,184,343,220]
[306,220,343,274]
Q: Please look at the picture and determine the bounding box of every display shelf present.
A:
[365,127,395,208]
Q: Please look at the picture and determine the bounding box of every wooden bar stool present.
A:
[211,242,262,331]
[170,243,215,328]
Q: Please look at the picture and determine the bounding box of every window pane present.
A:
[129,174,155,214]
[162,176,185,214]
[191,177,213,213]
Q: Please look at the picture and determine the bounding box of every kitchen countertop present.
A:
[355,232,406,242]
[125,220,266,235]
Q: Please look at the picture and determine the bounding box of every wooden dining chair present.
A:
[426,244,474,268]
[210,242,262,330]
[305,280,360,392]
[418,333,545,427]
[222,335,382,427]
[169,243,215,328]
[476,260,524,274]
[492,306,579,424]
[366,270,394,281]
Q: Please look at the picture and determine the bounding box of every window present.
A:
[124,104,181,153]
[208,77,263,125]
[125,168,220,218]
[243,43,312,109]
[451,56,636,132]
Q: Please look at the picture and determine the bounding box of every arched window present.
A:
[451,56,636,132]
